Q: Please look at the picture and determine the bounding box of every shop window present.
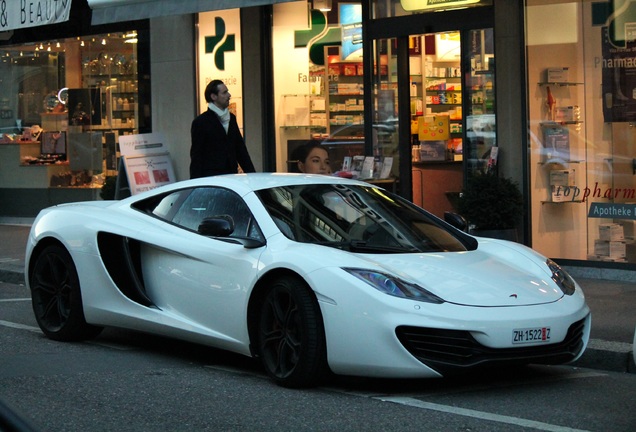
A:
[0,31,143,190]
[274,1,371,177]
[526,1,636,265]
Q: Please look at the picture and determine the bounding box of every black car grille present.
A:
[396,318,587,375]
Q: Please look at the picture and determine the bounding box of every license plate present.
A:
[512,327,551,344]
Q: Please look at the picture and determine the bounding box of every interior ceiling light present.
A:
[124,31,138,43]
[101,38,106,45]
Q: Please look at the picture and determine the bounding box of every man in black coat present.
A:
[190,79,256,178]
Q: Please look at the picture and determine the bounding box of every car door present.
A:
[135,186,266,349]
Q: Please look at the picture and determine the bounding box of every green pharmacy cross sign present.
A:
[204,17,235,71]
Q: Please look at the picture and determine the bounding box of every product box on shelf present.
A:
[549,169,576,187]
[599,223,625,242]
[343,64,357,76]
[554,106,580,123]
[546,67,569,83]
[419,140,447,161]
[551,185,571,202]
[593,239,626,259]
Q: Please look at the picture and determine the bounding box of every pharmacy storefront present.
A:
[526,0,636,269]
[1,0,634,273]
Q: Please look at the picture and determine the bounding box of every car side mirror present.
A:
[198,215,234,237]
[444,211,468,232]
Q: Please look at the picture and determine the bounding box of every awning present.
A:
[88,0,298,25]
[0,0,72,32]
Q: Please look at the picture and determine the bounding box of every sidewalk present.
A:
[1,222,634,374]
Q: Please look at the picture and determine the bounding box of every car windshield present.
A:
[255,184,476,253]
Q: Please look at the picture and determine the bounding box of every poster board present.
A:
[119,132,168,157]
[115,132,175,196]
[418,115,450,141]
[122,152,176,195]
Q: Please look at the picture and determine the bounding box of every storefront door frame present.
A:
[362,5,494,201]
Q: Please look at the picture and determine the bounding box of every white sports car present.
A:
[25,173,590,387]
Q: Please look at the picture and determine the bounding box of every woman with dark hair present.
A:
[290,140,331,174]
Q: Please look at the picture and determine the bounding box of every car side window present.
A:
[131,189,190,220]
[170,187,262,240]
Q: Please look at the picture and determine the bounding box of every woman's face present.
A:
[299,147,330,174]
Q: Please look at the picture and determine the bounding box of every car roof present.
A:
[121,173,372,203]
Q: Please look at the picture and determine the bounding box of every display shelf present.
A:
[538,160,584,165]
[425,103,461,107]
[324,61,364,134]
[279,125,326,130]
[540,121,583,126]
[538,82,583,87]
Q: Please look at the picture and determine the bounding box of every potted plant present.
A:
[456,172,523,241]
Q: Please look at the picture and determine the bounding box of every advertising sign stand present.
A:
[113,133,176,198]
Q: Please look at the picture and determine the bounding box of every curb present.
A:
[573,339,636,374]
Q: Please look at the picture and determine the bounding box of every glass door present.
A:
[463,28,496,177]
[368,28,496,219]
[368,38,402,193]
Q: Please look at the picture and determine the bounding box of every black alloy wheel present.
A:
[30,245,103,341]
[258,275,328,388]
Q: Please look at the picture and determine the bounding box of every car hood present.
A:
[360,246,563,307]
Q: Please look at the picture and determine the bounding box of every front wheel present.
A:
[30,244,103,341]
[258,276,328,388]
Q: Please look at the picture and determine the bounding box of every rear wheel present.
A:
[30,245,103,341]
[258,275,328,388]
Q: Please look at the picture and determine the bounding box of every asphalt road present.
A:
[1,280,635,432]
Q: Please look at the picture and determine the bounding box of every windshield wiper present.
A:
[316,240,418,253]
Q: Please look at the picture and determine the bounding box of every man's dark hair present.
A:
[204,79,224,103]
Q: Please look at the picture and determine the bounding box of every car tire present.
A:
[258,275,328,388]
[30,244,103,341]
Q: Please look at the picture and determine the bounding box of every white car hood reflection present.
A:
[364,250,562,307]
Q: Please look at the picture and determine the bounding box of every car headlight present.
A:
[343,268,444,304]
[546,259,576,295]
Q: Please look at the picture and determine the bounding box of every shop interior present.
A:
[0,31,140,192]
[275,0,495,220]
